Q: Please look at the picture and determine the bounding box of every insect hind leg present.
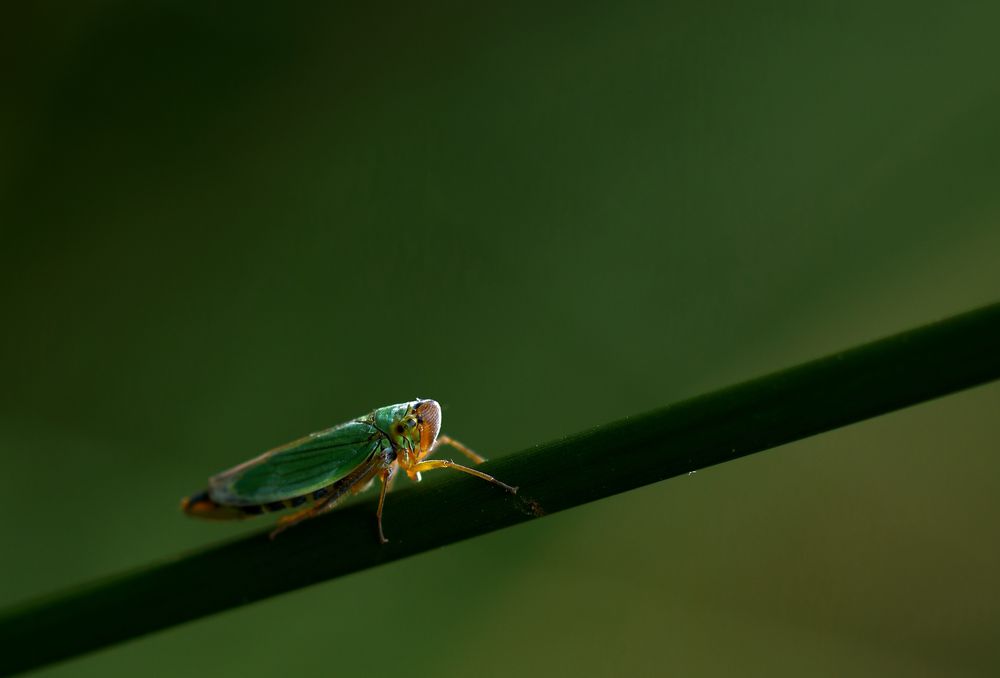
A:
[268,499,333,540]
[268,463,387,540]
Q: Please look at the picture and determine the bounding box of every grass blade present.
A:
[2,302,1000,675]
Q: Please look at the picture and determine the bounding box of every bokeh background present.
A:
[3,2,1000,676]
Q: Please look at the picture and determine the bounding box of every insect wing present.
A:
[209,420,383,505]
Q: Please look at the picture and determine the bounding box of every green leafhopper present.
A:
[182,399,517,542]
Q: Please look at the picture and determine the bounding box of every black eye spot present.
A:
[395,424,404,434]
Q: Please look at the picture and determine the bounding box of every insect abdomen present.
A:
[181,489,315,520]
[181,490,246,520]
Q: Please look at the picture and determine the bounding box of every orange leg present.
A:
[268,472,378,540]
[268,497,334,540]
[407,459,518,494]
[431,435,486,464]
[351,478,376,494]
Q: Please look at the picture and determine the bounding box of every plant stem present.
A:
[3,302,1000,675]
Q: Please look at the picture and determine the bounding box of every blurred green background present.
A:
[3,2,1000,676]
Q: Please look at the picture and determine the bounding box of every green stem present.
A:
[3,302,1000,675]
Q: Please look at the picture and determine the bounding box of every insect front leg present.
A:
[429,435,486,464]
[407,459,517,494]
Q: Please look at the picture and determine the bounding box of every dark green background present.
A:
[3,2,999,675]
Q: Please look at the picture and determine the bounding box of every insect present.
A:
[181,399,517,542]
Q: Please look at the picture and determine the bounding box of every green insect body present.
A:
[182,399,517,542]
